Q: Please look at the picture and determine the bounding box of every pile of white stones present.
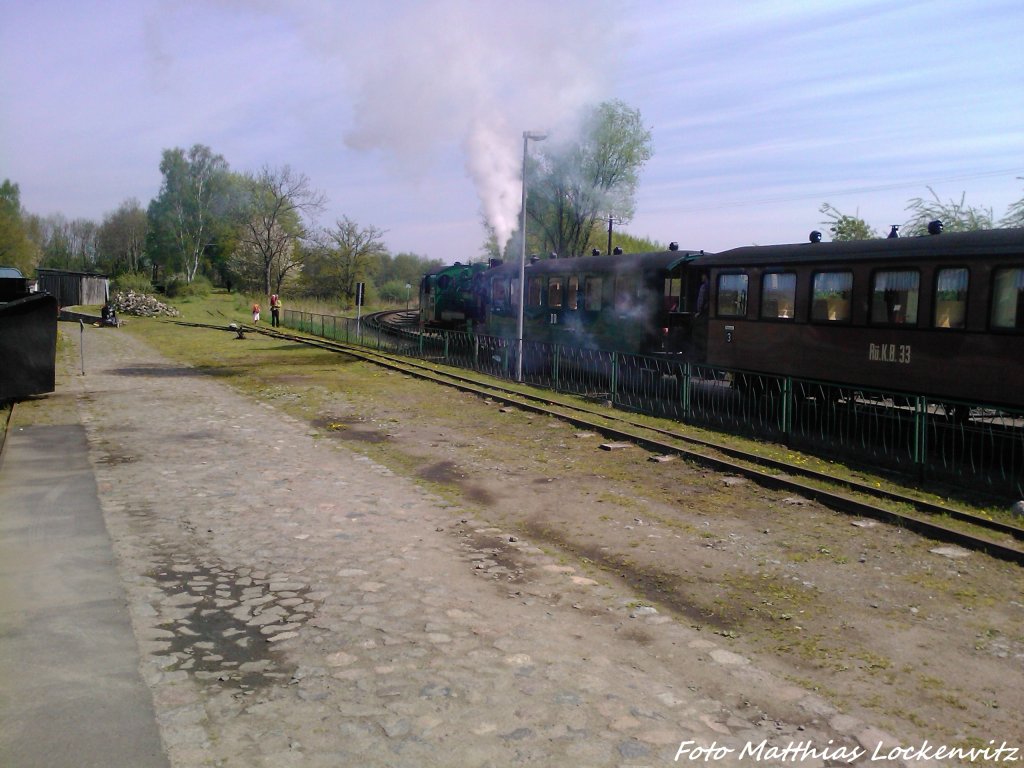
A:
[110,290,180,317]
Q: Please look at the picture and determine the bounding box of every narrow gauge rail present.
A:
[178,317,1024,565]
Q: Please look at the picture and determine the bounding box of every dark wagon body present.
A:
[699,228,1024,410]
[418,228,1024,411]
[482,248,706,356]
[0,269,58,401]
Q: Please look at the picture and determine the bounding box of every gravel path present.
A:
[65,328,908,767]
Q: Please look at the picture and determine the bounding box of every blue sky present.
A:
[2,0,1022,261]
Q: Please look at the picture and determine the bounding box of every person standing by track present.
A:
[270,294,282,327]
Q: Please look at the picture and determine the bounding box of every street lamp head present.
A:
[523,130,548,142]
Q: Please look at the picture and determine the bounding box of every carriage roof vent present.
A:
[809,230,822,243]
[928,219,944,235]
[548,251,558,259]
[613,246,623,255]
[529,254,540,264]
[887,225,900,239]
[454,261,462,265]
[668,242,679,251]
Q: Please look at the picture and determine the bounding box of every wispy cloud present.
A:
[1,0,1021,259]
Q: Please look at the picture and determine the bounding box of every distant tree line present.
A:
[1,100,665,308]
[1,146,444,308]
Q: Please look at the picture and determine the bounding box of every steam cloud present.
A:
[333,0,618,250]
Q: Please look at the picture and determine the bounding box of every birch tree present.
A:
[235,165,325,296]
[147,145,230,282]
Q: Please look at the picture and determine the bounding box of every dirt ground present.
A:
[292,366,1024,756]
[47,318,1018,758]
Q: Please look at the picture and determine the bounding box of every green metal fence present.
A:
[282,309,1023,497]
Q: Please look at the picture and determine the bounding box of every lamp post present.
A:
[516,130,547,382]
[405,283,411,310]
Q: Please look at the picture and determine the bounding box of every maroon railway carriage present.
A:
[696,228,1024,410]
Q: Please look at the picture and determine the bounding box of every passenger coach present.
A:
[482,246,706,356]
[699,227,1024,410]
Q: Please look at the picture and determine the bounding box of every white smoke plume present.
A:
[329,0,619,251]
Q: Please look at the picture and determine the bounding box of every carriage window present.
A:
[664,277,683,312]
[811,271,852,322]
[510,278,520,307]
[584,276,603,311]
[934,268,968,329]
[490,277,508,310]
[567,276,580,310]
[761,272,796,320]
[614,276,636,311]
[716,273,748,317]
[871,270,919,325]
[991,267,1024,329]
[527,277,543,307]
[548,277,563,308]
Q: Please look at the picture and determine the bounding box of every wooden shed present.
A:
[36,268,109,307]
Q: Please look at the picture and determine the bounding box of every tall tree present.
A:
[903,187,993,235]
[67,218,98,271]
[0,179,39,273]
[30,213,72,268]
[296,229,338,300]
[325,217,387,305]
[234,165,325,296]
[97,198,149,276]
[526,100,653,258]
[147,144,231,282]
[819,203,878,241]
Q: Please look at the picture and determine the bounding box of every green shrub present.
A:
[112,272,154,294]
[165,275,213,299]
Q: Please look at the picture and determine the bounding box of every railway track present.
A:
[178,316,1024,565]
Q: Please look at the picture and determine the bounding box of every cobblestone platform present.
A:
[6,328,907,767]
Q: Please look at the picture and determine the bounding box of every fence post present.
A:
[681,362,691,420]
[552,346,560,389]
[913,396,927,482]
[610,352,619,407]
[782,376,793,442]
